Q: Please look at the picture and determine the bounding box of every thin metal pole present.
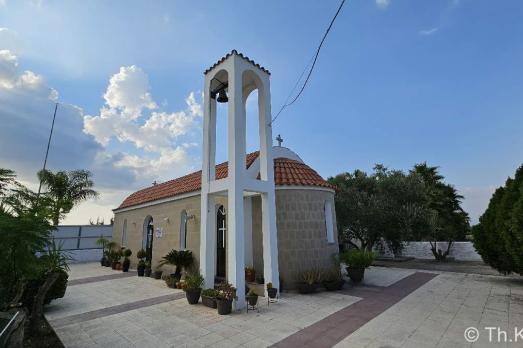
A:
[36,102,58,202]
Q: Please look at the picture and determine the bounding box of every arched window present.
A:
[324,201,335,244]
[180,210,188,249]
[121,219,127,246]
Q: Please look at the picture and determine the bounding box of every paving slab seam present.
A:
[68,271,138,286]
[272,272,438,348]
[49,292,185,328]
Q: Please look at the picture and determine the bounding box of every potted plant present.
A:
[144,261,152,277]
[246,289,258,307]
[159,249,194,280]
[201,288,218,308]
[296,270,321,294]
[182,272,204,305]
[103,250,111,267]
[322,268,345,291]
[122,248,132,272]
[245,266,255,282]
[153,266,163,279]
[266,282,278,299]
[162,274,177,288]
[340,249,375,284]
[96,236,109,266]
[136,248,146,276]
[216,282,236,315]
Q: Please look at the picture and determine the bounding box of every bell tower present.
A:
[200,50,279,309]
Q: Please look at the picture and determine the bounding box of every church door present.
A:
[216,206,226,278]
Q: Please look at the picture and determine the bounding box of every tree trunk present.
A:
[29,272,59,335]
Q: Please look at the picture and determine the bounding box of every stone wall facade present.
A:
[113,188,339,288]
[272,189,339,289]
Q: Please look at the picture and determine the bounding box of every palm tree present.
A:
[37,169,99,225]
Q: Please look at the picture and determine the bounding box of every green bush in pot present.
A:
[136,248,146,276]
[122,248,132,272]
[340,249,375,283]
[201,288,218,308]
[296,270,322,294]
[182,272,204,305]
[216,282,237,315]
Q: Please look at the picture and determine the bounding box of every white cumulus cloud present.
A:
[419,27,439,36]
[83,65,203,184]
[376,0,390,9]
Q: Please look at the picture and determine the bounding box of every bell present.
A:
[216,89,228,103]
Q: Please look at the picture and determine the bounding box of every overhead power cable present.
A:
[270,0,346,125]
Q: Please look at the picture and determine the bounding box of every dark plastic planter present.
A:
[144,268,152,277]
[296,282,319,294]
[104,259,111,267]
[267,288,278,299]
[185,289,201,305]
[216,299,233,315]
[122,260,130,272]
[247,295,258,306]
[100,257,106,267]
[322,279,345,291]
[201,295,217,308]
[153,271,162,279]
[137,265,145,276]
[346,267,365,283]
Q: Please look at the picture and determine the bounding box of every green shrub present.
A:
[162,274,177,288]
[473,165,523,275]
[123,248,132,258]
[340,249,375,268]
[136,248,146,260]
[298,270,322,284]
[183,272,204,290]
[201,288,218,297]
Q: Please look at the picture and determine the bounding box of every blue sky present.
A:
[1,0,522,224]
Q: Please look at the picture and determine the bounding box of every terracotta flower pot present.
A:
[245,270,255,283]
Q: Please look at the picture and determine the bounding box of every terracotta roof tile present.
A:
[116,153,333,210]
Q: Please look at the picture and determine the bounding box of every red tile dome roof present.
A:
[116,152,334,210]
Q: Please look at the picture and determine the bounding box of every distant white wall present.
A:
[52,225,113,263]
[377,241,482,261]
[68,249,104,263]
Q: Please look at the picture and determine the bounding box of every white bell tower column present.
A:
[200,50,279,310]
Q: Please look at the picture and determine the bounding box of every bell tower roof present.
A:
[204,49,271,76]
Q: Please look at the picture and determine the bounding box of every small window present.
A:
[180,210,188,249]
[324,201,334,243]
[122,219,127,246]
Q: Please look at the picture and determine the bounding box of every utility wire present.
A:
[36,102,58,204]
[270,0,346,125]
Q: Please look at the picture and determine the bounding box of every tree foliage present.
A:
[38,169,98,225]
[411,163,470,260]
[473,165,523,275]
[330,163,469,260]
[328,165,430,254]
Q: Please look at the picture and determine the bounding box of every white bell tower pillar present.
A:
[200,51,279,309]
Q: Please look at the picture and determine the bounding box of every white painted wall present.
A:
[377,241,482,261]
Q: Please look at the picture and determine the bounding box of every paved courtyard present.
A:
[46,263,523,348]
